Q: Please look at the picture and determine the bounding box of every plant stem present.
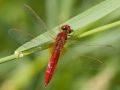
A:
[78,20,120,38]
[0,54,17,64]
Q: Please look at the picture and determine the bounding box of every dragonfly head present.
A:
[61,25,73,34]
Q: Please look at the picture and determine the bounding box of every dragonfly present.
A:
[45,25,73,86]
[9,4,73,86]
[9,4,114,87]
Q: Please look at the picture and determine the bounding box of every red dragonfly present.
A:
[45,25,73,86]
[9,5,110,87]
[8,5,73,86]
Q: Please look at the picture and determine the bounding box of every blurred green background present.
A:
[0,0,120,90]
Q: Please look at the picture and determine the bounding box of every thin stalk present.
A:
[78,20,120,38]
[0,54,18,64]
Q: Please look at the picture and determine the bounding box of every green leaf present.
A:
[15,0,120,55]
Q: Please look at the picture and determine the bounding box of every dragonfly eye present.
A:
[61,25,73,33]
[61,25,69,30]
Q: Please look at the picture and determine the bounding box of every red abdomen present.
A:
[45,49,60,86]
[44,25,72,86]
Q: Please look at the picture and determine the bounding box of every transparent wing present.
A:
[79,55,103,64]
[8,28,34,44]
[9,4,55,46]
[67,39,116,50]
[24,4,50,33]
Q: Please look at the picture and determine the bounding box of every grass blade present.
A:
[16,0,120,54]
